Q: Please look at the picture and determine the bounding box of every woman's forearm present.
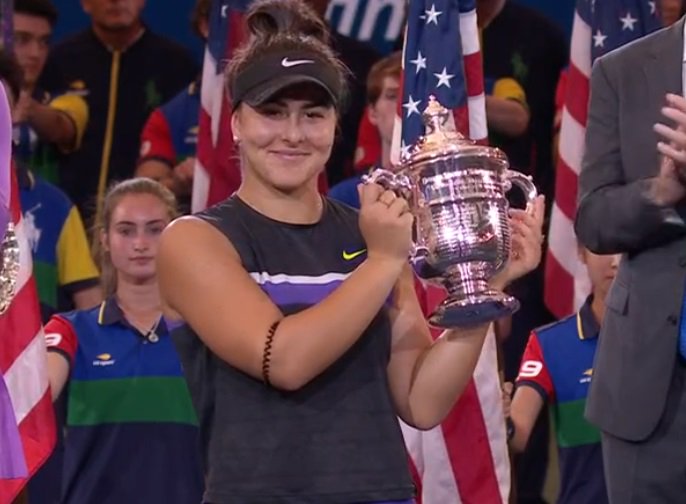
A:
[403,324,489,429]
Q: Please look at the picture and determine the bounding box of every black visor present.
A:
[231,49,342,108]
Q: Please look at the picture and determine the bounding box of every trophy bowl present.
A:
[365,96,537,328]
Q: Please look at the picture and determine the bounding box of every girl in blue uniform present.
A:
[44,178,203,504]
[158,1,545,503]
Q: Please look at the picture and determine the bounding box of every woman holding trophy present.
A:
[158,0,544,502]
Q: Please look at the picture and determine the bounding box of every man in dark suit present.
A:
[576,16,686,503]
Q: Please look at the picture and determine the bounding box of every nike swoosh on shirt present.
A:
[281,57,315,68]
[342,249,366,261]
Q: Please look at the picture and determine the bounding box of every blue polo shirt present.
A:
[45,297,204,504]
[16,163,99,323]
[516,297,607,504]
[327,164,383,210]
[328,172,364,209]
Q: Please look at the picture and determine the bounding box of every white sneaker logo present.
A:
[281,57,314,68]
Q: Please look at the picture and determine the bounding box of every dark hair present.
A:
[225,0,349,108]
[366,51,402,104]
[191,0,211,39]
[14,0,58,27]
[0,51,24,102]
[93,178,178,297]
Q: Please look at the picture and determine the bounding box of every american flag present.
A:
[395,1,508,502]
[544,0,660,318]
[192,0,250,213]
[0,172,55,500]
[392,0,486,165]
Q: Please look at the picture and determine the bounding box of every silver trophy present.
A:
[365,96,537,328]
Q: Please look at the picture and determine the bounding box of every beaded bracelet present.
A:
[262,320,281,386]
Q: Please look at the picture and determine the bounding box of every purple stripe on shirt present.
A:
[0,375,28,478]
[258,280,344,306]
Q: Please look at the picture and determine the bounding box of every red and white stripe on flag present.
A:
[394,1,509,501]
[0,170,55,504]
[407,283,510,504]
[544,10,592,319]
[544,0,660,318]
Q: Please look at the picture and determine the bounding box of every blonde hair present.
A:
[93,178,178,297]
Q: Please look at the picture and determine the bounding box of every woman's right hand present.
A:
[358,183,414,265]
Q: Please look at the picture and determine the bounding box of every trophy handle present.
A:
[362,168,412,199]
[361,169,429,262]
[503,169,538,212]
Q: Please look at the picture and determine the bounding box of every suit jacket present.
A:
[575,18,686,441]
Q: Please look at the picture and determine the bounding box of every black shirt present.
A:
[482,3,567,202]
[39,28,198,221]
[171,196,415,503]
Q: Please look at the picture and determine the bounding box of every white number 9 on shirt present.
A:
[519,360,543,378]
[44,332,62,347]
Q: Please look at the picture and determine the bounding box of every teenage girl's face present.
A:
[103,193,170,285]
[232,85,337,193]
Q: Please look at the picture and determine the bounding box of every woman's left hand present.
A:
[491,195,545,290]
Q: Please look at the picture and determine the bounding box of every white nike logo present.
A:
[281,57,315,68]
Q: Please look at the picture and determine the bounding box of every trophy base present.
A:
[429,291,520,328]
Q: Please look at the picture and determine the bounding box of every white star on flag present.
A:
[400,140,412,159]
[434,67,455,88]
[403,95,421,117]
[593,29,607,47]
[620,12,638,30]
[425,4,442,25]
[648,1,656,15]
[410,51,427,74]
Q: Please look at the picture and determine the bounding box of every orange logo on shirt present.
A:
[93,353,115,367]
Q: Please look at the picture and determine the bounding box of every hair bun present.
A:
[246,0,330,45]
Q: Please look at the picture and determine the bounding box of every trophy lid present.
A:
[401,95,508,168]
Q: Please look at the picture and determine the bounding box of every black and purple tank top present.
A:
[171,195,415,504]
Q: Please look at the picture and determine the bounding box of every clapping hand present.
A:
[652,94,686,206]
